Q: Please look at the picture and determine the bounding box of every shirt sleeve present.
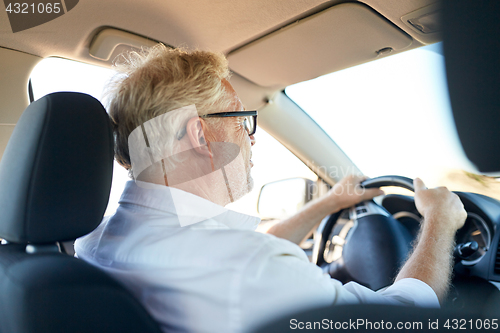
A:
[239,235,440,331]
[343,278,440,308]
[240,236,358,330]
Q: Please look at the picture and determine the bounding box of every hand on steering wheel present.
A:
[324,175,385,213]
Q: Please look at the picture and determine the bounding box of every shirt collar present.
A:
[119,180,260,231]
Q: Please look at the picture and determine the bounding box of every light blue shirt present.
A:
[75,180,439,333]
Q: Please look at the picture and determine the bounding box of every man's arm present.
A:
[395,178,467,302]
[265,175,384,245]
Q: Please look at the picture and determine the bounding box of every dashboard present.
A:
[313,191,500,309]
[381,192,500,282]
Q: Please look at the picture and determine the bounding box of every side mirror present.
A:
[257,178,314,220]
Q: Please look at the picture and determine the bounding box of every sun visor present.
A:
[228,3,412,87]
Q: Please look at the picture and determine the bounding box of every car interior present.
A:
[0,0,499,331]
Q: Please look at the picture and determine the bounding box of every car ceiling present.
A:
[1,0,437,81]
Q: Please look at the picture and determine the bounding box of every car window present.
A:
[30,58,317,217]
[286,42,500,199]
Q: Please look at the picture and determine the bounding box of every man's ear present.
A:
[186,117,212,157]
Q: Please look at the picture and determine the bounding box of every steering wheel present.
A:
[312,175,416,291]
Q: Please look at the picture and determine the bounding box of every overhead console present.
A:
[89,28,163,64]
[228,3,413,87]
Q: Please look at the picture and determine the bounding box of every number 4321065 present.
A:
[6,3,61,14]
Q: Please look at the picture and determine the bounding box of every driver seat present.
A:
[0,92,162,333]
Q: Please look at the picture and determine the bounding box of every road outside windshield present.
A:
[286,43,500,200]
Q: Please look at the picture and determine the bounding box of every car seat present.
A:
[0,92,162,333]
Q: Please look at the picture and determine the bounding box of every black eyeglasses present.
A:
[177,110,257,140]
[202,111,257,136]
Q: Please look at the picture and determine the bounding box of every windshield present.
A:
[286,43,500,198]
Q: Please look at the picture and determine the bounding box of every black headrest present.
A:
[442,0,500,172]
[0,92,114,243]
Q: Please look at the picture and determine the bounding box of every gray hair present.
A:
[105,44,232,177]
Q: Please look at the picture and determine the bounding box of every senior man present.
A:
[75,44,467,333]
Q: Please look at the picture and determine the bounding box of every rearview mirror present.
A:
[257,178,314,220]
